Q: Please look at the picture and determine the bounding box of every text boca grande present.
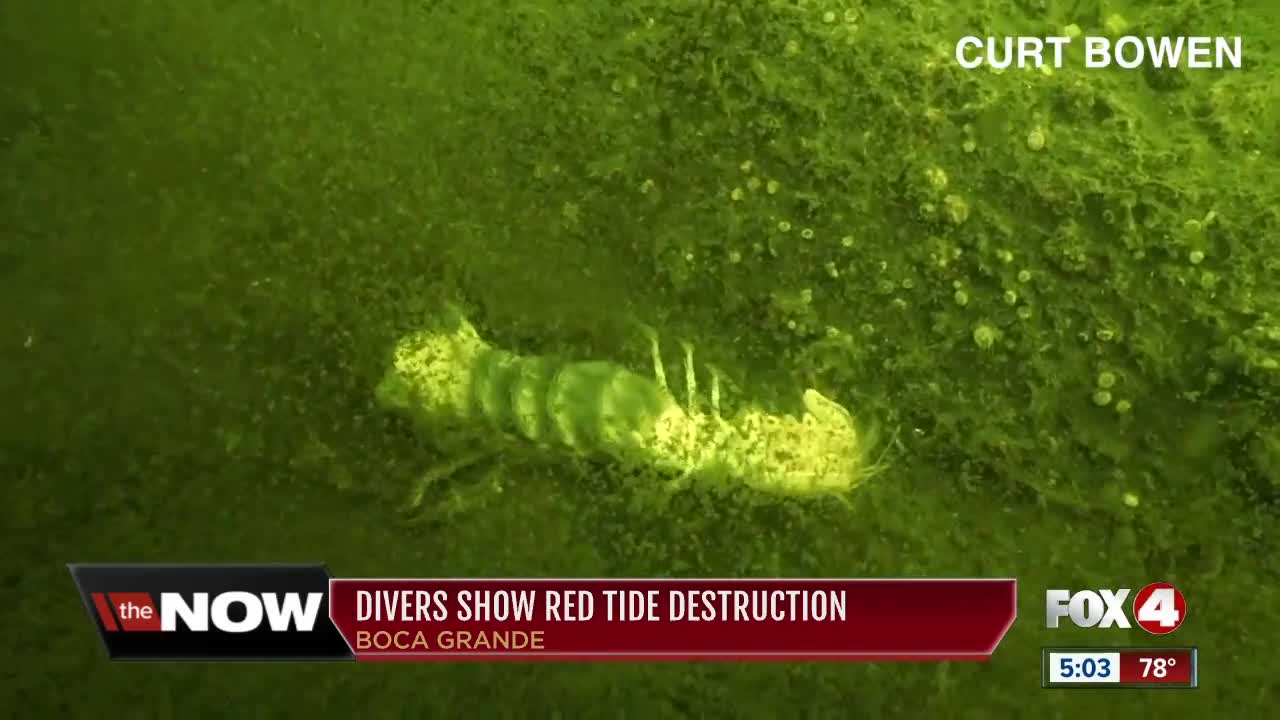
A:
[955,36,1243,69]
[355,629,547,652]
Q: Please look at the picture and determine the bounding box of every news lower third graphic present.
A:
[326,577,1016,661]
[70,565,1018,662]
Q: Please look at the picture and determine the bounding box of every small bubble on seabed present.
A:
[1026,127,1047,151]
[925,166,948,191]
[972,323,999,349]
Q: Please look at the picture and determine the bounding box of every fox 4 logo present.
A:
[1045,582,1186,635]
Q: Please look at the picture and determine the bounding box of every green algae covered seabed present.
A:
[3,1,1277,716]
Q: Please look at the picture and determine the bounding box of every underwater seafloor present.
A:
[3,0,1277,716]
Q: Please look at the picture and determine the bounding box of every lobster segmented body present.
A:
[375,307,877,497]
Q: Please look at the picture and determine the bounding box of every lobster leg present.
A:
[402,450,492,515]
[709,367,722,420]
[644,326,670,393]
[681,341,698,415]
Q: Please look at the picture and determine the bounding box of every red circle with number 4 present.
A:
[1132,582,1187,635]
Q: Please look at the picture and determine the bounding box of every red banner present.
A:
[327,579,1017,662]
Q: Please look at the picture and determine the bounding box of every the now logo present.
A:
[153,591,324,632]
[69,563,354,661]
[93,591,323,633]
[1045,582,1186,635]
